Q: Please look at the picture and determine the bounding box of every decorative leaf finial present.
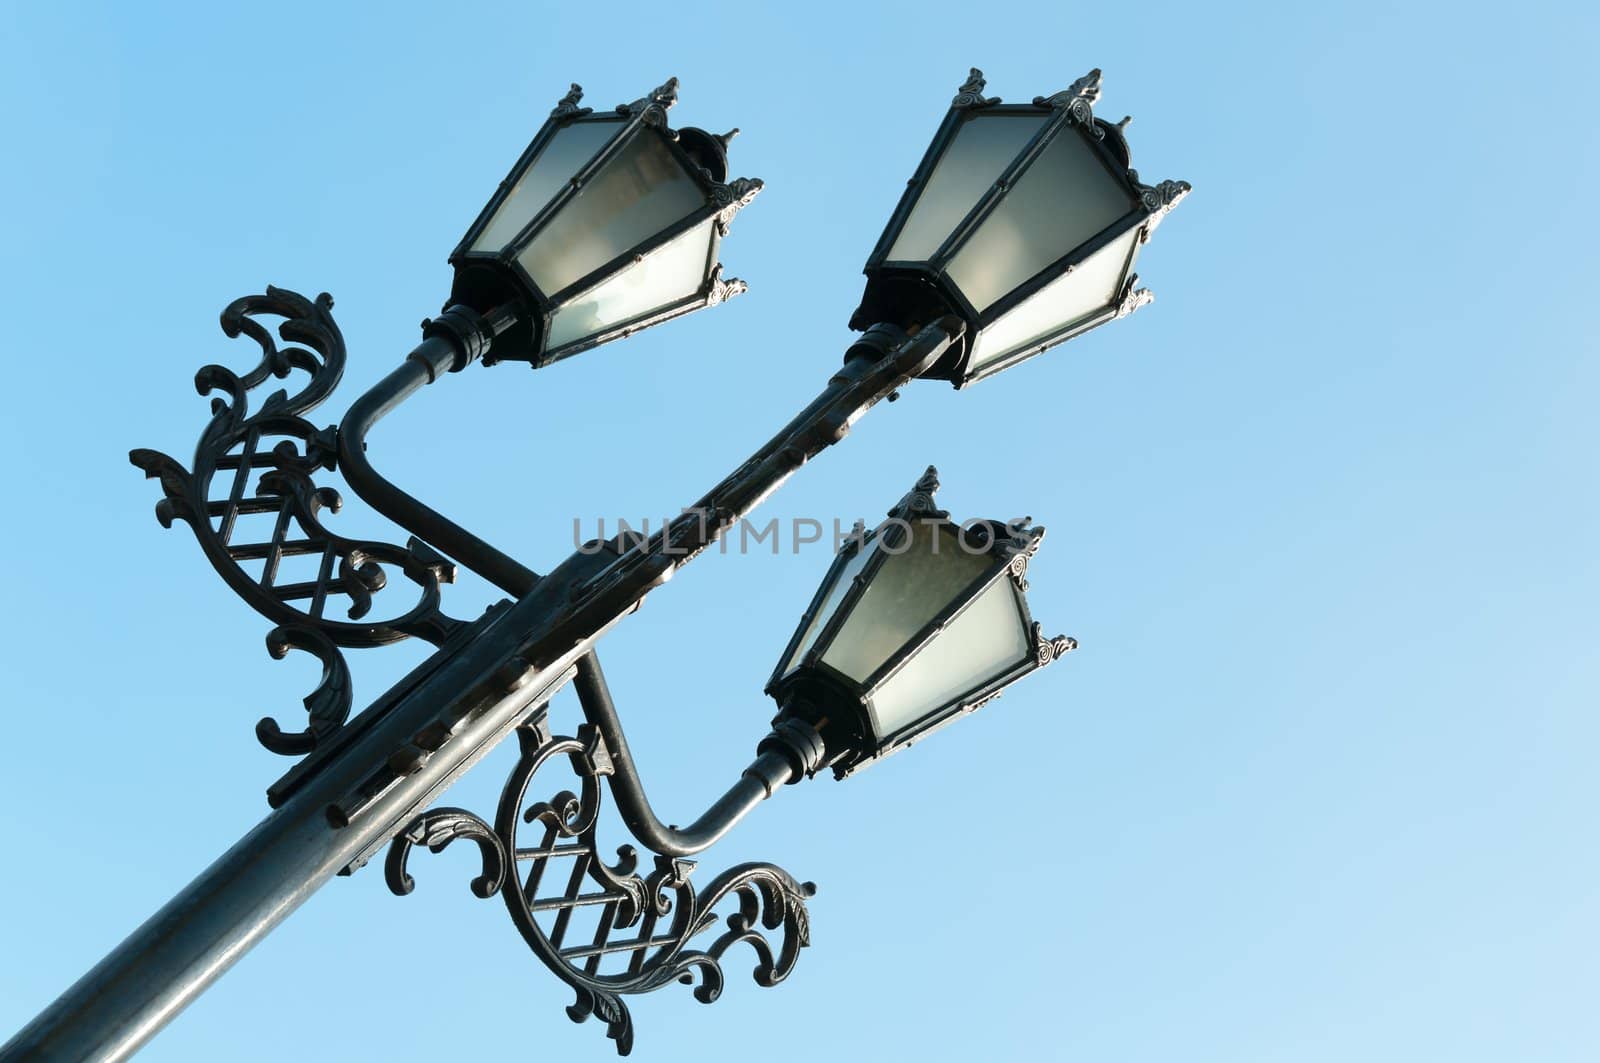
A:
[710,176,764,234]
[551,83,592,119]
[1137,178,1192,237]
[998,520,1046,589]
[1115,277,1155,318]
[953,67,1001,109]
[890,465,947,520]
[1033,624,1079,666]
[705,265,748,307]
[1035,68,1104,136]
[620,76,680,125]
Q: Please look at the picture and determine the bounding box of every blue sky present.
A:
[1,1,1596,1060]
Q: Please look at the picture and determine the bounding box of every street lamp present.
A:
[767,466,1075,779]
[851,68,1190,386]
[448,77,760,367]
[1,68,1187,1061]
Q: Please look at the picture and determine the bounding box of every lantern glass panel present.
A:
[471,119,625,255]
[946,127,1135,311]
[868,576,1030,735]
[546,218,716,348]
[886,112,1047,264]
[517,130,706,296]
[966,225,1141,372]
[820,524,990,683]
[782,540,874,679]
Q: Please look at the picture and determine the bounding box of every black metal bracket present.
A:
[131,288,468,761]
[386,707,814,1056]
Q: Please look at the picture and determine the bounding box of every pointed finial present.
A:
[714,128,740,151]
[1116,115,1132,131]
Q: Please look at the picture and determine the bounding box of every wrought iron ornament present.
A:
[952,67,1001,110]
[1036,67,1105,133]
[388,712,814,1055]
[551,82,593,120]
[130,288,463,757]
[618,76,679,126]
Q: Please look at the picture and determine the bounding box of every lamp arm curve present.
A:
[335,308,541,599]
[573,655,796,858]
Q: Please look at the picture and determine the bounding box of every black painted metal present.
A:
[766,466,1077,777]
[386,707,817,1055]
[449,79,759,367]
[1,282,960,1060]
[336,305,541,599]
[0,599,572,1063]
[571,653,802,858]
[127,288,466,759]
[0,64,1177,1063]
[850,67,1189,387]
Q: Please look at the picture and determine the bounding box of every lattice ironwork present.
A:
[130,287,464,756]
[387,713,813,1056]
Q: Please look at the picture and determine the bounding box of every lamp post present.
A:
[0,68,1187,1062]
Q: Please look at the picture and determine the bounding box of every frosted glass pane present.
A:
[546,220,714,348]
[783,542,874,678]
[518,131,705,296]
[886,113,1046,263]
[869,578,1031,736]
[822,524,990,683]
[946,127,1134,311]
[966,226,1139,372]
[471,119,623,254]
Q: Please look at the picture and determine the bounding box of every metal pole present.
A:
[1,317,957,1061]
[0,600,571,1063]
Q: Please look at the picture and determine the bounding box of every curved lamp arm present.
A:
[572,654,817,857]
[336,304,541,598]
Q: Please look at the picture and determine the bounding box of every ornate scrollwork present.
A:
[952,67,1000,109]
[996,519,1045,591]
[710,176,764,235]
[256,624,353,756]
[131,287,463,755]
[551,82,593,120]
[1035,67,1104,136]
[1033,623,1078,666]
[1133,177,1192,237]
[889,465,948,521]
[388,715,813,1056]
[618,76,679,128]
[1115,277,1155,318]
[704,265,749,308]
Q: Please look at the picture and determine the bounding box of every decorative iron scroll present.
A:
[1035,67,1104,134]
[388,714,814,1056]
[551,83,593,120]
[1133,176,1192,238]
[131,287,463,755]
[618,77,679,127]
[952,67,1000,109]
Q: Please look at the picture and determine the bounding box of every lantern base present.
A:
[848,271,970,384]
[446,259,544,366]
